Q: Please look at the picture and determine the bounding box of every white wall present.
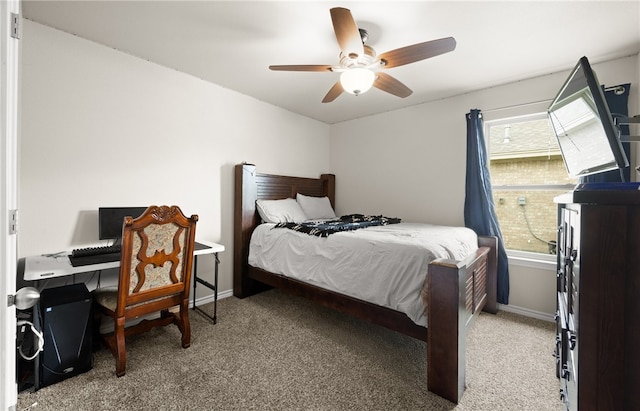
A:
[330,55,638,318]
[19,20,330,293]
[20,19,638,318]
[331,56,638,223]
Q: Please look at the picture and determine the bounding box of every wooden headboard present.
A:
[233,163,335,297]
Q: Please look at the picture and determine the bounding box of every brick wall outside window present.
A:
[488,118,577,254]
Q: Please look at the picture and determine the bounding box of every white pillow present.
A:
[296,193,337,220]
[256,198,307,224]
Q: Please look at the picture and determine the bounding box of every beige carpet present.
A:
[18,289,563,411]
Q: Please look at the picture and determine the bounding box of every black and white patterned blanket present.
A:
[274,214,401,238]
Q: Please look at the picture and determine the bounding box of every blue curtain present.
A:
[464,109,509,304]
[580,83,631,183]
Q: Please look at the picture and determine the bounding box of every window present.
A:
[486,113,576,255]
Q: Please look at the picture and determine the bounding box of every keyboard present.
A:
[69,244,122,267]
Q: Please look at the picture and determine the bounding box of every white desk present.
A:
[23,240,225,322]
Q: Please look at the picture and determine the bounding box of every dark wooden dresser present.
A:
[555,188,640,411]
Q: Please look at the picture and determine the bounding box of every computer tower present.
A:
[34,283,93,389]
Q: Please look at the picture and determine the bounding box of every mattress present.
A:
[248,222,478,326]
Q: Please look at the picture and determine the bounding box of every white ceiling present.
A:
[22,1,640,124]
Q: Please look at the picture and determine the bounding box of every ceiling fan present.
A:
[269,7,456,103]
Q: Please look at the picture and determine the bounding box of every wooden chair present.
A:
[93,205,198,377]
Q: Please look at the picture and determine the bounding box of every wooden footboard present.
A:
[233,163,499,404]
[427,235,497,403]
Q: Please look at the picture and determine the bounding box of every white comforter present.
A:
[248,222,478,326]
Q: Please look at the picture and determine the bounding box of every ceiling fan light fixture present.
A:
[269,8,456,103]
[340,68,375,96]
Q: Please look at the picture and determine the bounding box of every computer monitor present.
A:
[98,207,148,240]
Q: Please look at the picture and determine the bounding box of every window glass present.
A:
[487,114,577,255]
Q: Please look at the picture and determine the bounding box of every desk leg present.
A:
[192,255,198,311]
[192,252,219,324]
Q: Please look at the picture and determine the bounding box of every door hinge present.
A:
[9,209,18,234]
[11,13,20,39]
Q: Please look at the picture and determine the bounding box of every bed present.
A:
[233,163,498,403]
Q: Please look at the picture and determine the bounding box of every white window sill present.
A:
[506,249,556,271]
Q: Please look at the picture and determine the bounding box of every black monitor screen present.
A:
[98,207,148,240]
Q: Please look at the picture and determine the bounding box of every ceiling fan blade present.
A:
[269,65,333,72]
[322,81,344,103]
[330,7,364,59]
[373,72,413,98]
[378,37,456,69]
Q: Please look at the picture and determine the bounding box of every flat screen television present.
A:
[98,207,148,240]
[547,56,628,178]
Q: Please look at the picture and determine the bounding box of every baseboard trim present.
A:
[201,291,557,324]
[101,292,554,333]
[197,292,557,323]
[98,290,235,333]
[193,289,233,306]
[100,290,555,333]
[498,303,555,322]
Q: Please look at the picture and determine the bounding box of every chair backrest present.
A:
[116,205,198,317]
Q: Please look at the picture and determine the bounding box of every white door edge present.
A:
[1,0,20,409]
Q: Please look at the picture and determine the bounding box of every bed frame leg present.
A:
[427,261,466,403]
[478,236,498,314]
[234,163,260,298]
